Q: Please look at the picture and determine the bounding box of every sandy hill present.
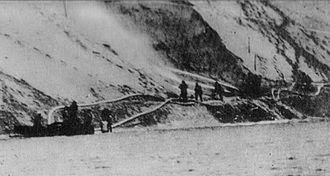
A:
[1,0,330,132]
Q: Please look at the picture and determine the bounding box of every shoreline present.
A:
[2,116,329,141]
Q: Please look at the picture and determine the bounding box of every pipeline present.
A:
[112,98,173,128]
[47,94,146,124]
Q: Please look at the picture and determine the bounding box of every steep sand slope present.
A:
[1,0,330,130]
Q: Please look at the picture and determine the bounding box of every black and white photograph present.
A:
[1,0,330,175]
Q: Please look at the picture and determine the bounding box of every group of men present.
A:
[178,80,224,102]
[62,101,80,129]
[31,80,225,132]
[60,101,113,133]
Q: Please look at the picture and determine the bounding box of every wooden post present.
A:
[254,54,257,71]
[248,36,251,54]
[0,80,5,110]
[63,0,68,18]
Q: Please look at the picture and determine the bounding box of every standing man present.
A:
[194,82,203,102]
[179,80,188,102]
[69,101,78,120]
[32,112,44,135]
[83,109,94,134]
[62,106,69,123]
[68,101,80,134]
[33,113,43,129]
[101,108,113,133]
[214,81,224,101]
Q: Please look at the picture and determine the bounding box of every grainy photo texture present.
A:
[1,0,330,175]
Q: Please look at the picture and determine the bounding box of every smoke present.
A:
[68,1,161,69]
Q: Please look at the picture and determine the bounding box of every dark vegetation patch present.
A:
[45,54,52,59]
[3,33,10,38]
[92,51,100,55]
[76,39,88,50]
[102,43,118,56]
[101,56,113,64]
[33,47,42,54]
[128,69,134,73]
[89,87,103,100]
[206,99,277,123]
[322,40,327,45]
[117,84,135,94]
[0,111,20,134]
[15,40,24,47]
[115,64,123,69]
[64,30,88,50]
[282,88,330,117]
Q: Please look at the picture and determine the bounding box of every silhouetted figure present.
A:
[107,115,113,133]
[62,106,69,123]
[243,73,261,98]
[194,82,203,101]
[179,80,188,102]
[83,109,94,134]
[101,108,112,133]
[61,106,71,134]
[213,81,224,101]
[65,101,80,135]
[32,113,43,135]
[84,110,93,126]
[243,73,253,96]
[69,101,78,119]
[33,113,43,129]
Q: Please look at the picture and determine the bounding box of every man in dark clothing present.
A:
[101,108,112,133]
[61,106,71,135]
[214,81,224,101]
[33,113,43,128]
[62,106,69,123]
[66,101,80,134]
[194,82,203,101]
[84,110,93,126]
[83,109,94,134]
[32,113,43,135]
[179,80,188,102]
[69,101,78,119]
[243,73,261,97]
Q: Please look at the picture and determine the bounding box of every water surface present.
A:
[1,121,330,176]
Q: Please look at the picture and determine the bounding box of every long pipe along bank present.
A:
[47,81,330,128]
[47,93,218,129]
[47,94,143,125]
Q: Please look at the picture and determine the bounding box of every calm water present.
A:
[1,121,330,176]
